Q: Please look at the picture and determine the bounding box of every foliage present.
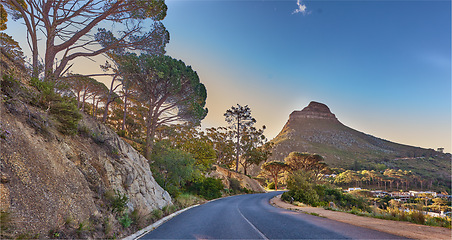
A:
[0,4,7,30]
[150,140,199,197]
[186,177,224,200]
[0,32,25,70]
[267,182,276,190]
[105,190,129,215]
[285,152,329,182]
[3,0,169,79]
[120,54,208,159]
[162,124,216,172]
[206,127,235,167]
[224,104,257,172]
[283,170,370,211]
[260,161,289,191]
[50,97,82,134]
[119,214,132,228]
[174,193,204,209]
[240,127,271,175]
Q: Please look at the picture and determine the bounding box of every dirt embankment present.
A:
[271,195,451,240]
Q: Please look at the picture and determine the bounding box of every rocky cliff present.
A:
[0,99,171,238]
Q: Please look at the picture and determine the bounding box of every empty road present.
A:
[141,191,406,239]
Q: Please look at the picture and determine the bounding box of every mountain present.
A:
[269,101,450,185]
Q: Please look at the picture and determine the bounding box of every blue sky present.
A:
[3,0,451,152]
[162,0,451,152]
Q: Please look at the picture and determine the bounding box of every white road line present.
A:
[237,207,269,240]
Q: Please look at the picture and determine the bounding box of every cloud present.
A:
[292,0,309,15]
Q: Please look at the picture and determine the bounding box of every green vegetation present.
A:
[274,150,451,229]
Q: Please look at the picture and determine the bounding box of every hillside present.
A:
[0,74,171,238]
[269,101,451,186]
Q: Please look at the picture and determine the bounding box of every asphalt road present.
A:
[141,191,407,239]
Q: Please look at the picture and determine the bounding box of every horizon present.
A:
[3,0,451,153]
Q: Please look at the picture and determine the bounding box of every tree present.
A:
[224,104,256,172]
[206,127,235,168]
[0,3,7,31]
[150,140,198,197]
[284,152,329,181]
[261,161,288,191]
[240,127,272,175]
[122,54,208,160]
[3,0,168,79]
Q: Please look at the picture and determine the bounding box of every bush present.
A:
[119,214,132,228]
[267,182,275,189]
[284,170,370,211]
[187,177,224,200]
[29,77,81,134]
[229,178,242,193]
[106,190,128,214]
[50,97,81,134]
[174,193,204,209]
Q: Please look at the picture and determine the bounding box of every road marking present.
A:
[237,207,269,240]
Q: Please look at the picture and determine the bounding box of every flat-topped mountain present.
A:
[270,101,450,186]
[289,101,337,120]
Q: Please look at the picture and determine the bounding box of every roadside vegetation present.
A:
[269,151,451,229]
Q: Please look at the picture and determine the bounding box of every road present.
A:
[141,191,406,239]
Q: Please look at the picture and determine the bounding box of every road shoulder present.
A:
[270,194,451,240]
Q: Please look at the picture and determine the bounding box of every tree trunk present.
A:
[235,119,240,172]
[145,107,156,161]
[122,92,128,131]
[102,76,118,123]
[274,175,278,191]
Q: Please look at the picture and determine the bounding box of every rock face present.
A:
[208,165,265,193]
[289,101,337,121]
[0,101,171,237]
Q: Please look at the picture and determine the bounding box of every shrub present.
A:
[151,209,163,221]
[267,182,275,189]
[174,193,204,209]
[187,177,224,200]
[229,178,242,192]
[105,190,128,214]
[50,97,81,134]
[119,214,132,228]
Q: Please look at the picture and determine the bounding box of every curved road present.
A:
[142,191,406,239]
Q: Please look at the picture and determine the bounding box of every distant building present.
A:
[345,187,362,192]
[437,148,444,153]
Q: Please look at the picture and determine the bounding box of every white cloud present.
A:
[292,0,309,15]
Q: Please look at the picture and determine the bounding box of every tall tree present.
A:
[240,126,271,175]
[2,0,168,79]
[224,104,256,172]
[206,127,235,168]
[121,54,208,160]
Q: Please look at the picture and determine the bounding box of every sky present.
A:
[3,0,451,153]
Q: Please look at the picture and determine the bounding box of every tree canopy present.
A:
[224,104,256,172]
[120,54,208,160]
[2,0,169,79]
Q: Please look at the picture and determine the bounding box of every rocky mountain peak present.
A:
[289,101,337,120]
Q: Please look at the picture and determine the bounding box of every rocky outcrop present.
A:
[0,101,171,237]
[208,165,265,193]
[289,101,337,121]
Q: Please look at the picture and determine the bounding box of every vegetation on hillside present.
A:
[270,115,451,191]
[260,151,451,228]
